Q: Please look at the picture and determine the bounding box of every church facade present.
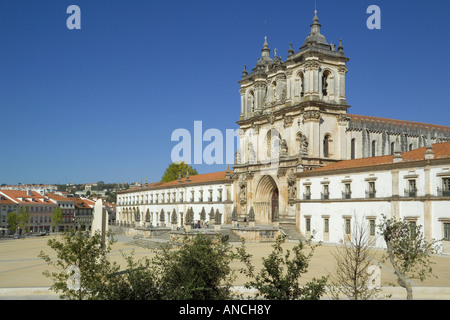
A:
[116,11,450,251]
[232,10,450,225]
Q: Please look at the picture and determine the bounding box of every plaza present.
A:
[1,230,450,300]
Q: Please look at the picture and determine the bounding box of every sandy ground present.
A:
[1,233,450,299]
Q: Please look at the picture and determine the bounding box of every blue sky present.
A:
[0,0,449,185]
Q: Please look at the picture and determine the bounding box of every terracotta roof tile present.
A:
[120,170,233,193]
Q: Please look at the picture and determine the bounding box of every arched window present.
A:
[272,81,277,102]
[248,90,255,113]
[266,129,281,158]
[390,142,395,155]
[351,138,356,159]
[409,143,413,151]
[371,140,376,157]
[322,70,332,96]
[296,71,304,98]
[324,135,330,158]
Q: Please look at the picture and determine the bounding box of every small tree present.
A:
[237,234,328,300]
[98,250,161,300]
[154,233,237,299]
[378,215,440,300]
[14,206,30,236]
[51,207,63,232]
[39,229,117,300]
[328,216,381,300]
[7,211,19,234]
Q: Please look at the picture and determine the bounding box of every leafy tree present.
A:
[98,250,161,300]
[161,161,198,183]
[51,207,63,232]
[39,229,118,300]
[7,211,19,234]
[237,234,328,300]
[14,206,30,236]
[378,215,440,300]
[154,233,238,299]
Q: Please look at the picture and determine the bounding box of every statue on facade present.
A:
[248,142,256,163]
[300,135,309,156]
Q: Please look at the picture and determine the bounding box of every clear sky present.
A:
[1,0,449,185]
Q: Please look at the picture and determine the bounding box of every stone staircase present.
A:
[279,222,306,242]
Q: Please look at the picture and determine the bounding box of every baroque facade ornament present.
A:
[303,110,321,122]
[283,115,294,128]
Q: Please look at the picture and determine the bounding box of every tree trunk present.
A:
[386,243,413,300]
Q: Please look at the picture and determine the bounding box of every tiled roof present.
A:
[309,141,450,173]
[120,170,233,193]
[0,190,54,204]
[45,193,73,202]
[348,114,450,133]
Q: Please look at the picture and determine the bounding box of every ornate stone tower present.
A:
[233,11,350,225]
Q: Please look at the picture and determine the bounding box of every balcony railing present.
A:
[342,191,352,199]
[321,192,329,200]
[437,187,450,197]
[365,190,376,199]
[404,189,417,198]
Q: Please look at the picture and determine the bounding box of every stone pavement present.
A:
[1,231,450,300]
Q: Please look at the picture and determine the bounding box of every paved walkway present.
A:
[1,232,450,299]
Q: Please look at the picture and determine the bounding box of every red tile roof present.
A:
[309,141,450,173]
[120,170,233,193]
[0,190,54,204]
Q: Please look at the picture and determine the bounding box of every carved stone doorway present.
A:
[271,189,279,222]
[254,175,279,224]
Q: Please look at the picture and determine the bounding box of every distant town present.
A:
[0,181,143,235]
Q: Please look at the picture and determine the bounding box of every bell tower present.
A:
[233,10,351,226]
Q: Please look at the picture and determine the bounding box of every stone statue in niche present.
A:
[300,135,309,156]
[287,170,297,206]
[280,139,288,157]
[248,142,256,163]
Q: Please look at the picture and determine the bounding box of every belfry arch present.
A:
[254,175,279,224]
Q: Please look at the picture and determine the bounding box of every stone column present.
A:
[239,89,245,120]
[338,66,348,104]
[391,169,400,219]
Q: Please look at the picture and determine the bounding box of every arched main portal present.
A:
[254,175,279,224]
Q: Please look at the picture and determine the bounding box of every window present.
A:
[443,178,450,196]
[368,181,376,198]
[345,219,351,235]
[322,184,329,200]
[409,143,413,151]
[371,140,376,157]
[351,138,356,159]
[409,221,417,237]
[344,183,351,199]
[324,218,329,233]
[408,179,417,197]
[390,142,395,155]
[305,185,311,200]
[369,220,376,236]
[323,135,330,158]
[306,217,311,232]
[444,223,450,241]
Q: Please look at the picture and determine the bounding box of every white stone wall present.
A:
[298,162,450,251]
[117,182,233,228]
